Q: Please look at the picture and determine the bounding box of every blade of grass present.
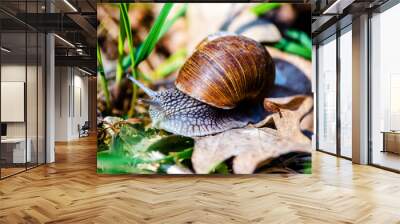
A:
[155,147,193,164]
[250,3,281,16]
[285,29,312,51]
[211,162,229,174]
[120,3,136,69]
[151,48,186,79]
[122,3,185,71]
[127,69,138,117]
[97,44,111,110]
[157,3,187,42]
[97,150,152,174]
[116,5,128,85]
[134,3,173,66]
[274,38,311,60]
[120,3,138,117]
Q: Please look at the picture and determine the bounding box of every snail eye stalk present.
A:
[126,75,157,98]
[140,98,161,107]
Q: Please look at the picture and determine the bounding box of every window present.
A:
[317,36,337,154]
[370,3,400,171]
[0,1,46,179]
[339,27,352,158]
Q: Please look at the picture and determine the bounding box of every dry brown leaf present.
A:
[265,95,309,110]
[192,96,313,174]
[192,127,310,174]
[167,165,193,174]
[97,5,119,41]
[264,100,282,114]
[228,8,282,43]
[271,97,313,144]
[300,113,314,132]
[272,110,310,144]
[255,95,313,129]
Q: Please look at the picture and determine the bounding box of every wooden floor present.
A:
[1,167,26,178]
[1,136,400,223]
[373,150,400,171]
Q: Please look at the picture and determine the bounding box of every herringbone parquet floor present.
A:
[1,136,400,224]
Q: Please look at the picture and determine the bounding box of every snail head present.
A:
[127,76,166,128]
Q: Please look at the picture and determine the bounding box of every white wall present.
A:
[54,66,89,141]
[55,66,69,141]
[1,65,29,138]
[1,63,46,164]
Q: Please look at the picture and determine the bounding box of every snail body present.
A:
[129,33,275,137]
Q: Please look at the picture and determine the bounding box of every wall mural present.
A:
[97,3,313,175]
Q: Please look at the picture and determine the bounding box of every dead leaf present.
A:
[300,112,313,132]
[271,97,313,144]
[265,95,308,110]
[167,165,193,174]
[192,127,310,174]
[255,95,313,130]
[126,118,142,124]
[191,96,313,174]
[263,100,281,114]
[103,116,123,125]
[228,10,282,43]
[272,110,310,144]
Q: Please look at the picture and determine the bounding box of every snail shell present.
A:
[175,33,275,109]
[128,33,275,137]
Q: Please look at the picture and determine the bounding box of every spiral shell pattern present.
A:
[175,34,275,109]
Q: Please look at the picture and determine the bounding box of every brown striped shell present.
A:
[175,34,275,109]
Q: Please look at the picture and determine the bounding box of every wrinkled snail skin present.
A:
[128,34,275,137]
[149,88,251,137]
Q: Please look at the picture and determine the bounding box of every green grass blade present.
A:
[151,48,186,79]
[119,3,136,71]
[97,44,111,110]
[116,6,127,85]
[212,162,229,174]
[157,3,187,42]
[274,38,311,60]
[155,147,193,164]
[134,3,173,66]
[285,29,312,51]
[250,3,281,16]
[119,3,139,117]
[122,3,186,71]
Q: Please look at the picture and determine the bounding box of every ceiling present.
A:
[311,0,390,43]
[0,0,96,74]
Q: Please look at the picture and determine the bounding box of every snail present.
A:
[129,33,275,137]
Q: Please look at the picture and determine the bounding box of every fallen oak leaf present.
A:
[271,97,313,144]
[263,100,282,115]
[265,95,309,110]
[256,95,312,123]
[300,112,313,132]
[192,127,311,174]
[272,109,310,144]
[166,165,193,174]
[126,117,142,124]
